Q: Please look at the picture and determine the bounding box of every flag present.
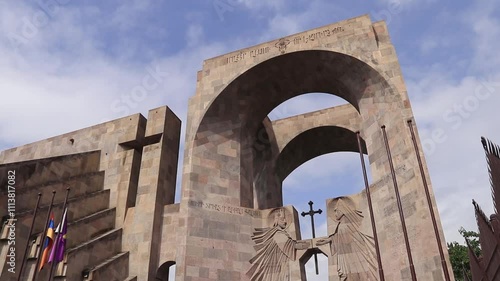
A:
[49,208,67,263]
[39,213,55,271]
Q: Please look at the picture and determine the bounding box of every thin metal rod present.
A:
[311,216,319,275]
[407,120,451,281]
[381,125,417,281]
[309,210,319,275]
[18,193,42,281]
[47,188,70,281]
[356,132,385,281]
[32,190,56,281]
[301,201,321,275]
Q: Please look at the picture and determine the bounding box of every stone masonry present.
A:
[0,14,453,281]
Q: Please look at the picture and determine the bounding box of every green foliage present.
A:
[459,227,481,256]
[448,241,469,280]
[447,228,480,281]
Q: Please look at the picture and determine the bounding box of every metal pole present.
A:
[309,207,319,275]
[356,132,385,281]
[407,120,451,281]
[381,125,417,281]
[47,188,70,281]
[32,191,56,281]
[18,193,42,281]
[301,201,322,275]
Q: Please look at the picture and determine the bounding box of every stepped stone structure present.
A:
[0,15,454,281]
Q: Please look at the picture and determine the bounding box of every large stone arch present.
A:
[275,125,367,183]
[189,49,404,208]
[271,103,364,183]
[176,16,452,281]
[251,104,366,209]
[272,103,361,152]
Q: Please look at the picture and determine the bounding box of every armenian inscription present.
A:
[224,25,344,64]
[188,200,262,217]
[293,26,344,44]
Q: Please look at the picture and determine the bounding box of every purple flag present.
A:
[49,208,67,263]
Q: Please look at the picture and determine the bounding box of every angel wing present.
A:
[246,226,296,281]
[332,208,377,280]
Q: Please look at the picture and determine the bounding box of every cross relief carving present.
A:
[247,198,377,281]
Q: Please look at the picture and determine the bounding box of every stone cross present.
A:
[301,201,322,274]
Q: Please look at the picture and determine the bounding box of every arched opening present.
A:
[252,102,362,209]
[156,261,176,281]
[282,152,371,211]
[282,151,371,280]
[268,93,349,121]
[276,126,366,183]
[276,125,371,280]
[299,248,329,281]
[252,93,361,209]
[191,50,402,209]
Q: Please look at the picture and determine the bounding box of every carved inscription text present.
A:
[188,200,262,218]
[224,25,344,65]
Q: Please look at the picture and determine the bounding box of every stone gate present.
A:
[175,14,453,281]
[0,15,453,281]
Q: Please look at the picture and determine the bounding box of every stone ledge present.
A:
[84,251,129,281]
[0,150,101,190]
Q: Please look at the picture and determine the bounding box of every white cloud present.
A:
[409,72,500,243]
[0,2,230,151]
[284,153,365,192]
[110,0,155,30]
[464,1,500,73]
[269,93,348,121]
[403,0,500,244]
[257,0,348,42]
[377,0,435,9]
[236,0,285,12]
[186,24,204,47]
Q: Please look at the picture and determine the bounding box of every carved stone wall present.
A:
[0,14,454,281]
[325,193,376,281]
[177,14,453,281]
[0,106,181,281]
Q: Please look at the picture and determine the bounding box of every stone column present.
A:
[123,106,180,281]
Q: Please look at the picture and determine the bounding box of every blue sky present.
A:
[1,0,500,279]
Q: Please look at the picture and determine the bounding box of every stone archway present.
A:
[190,49,403,209]
[176,16,452,281]
[298,248,329,280]
[156,261,175,281]
[275,125,367,183]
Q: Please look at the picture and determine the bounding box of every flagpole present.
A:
[381,125,417,281]
[47,188,69,281]
[32,190,56,281]
[356,132,385,281]
[17,193,42,281]
[407,120,451,281]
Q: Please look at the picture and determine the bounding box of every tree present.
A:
[447,228,481,281]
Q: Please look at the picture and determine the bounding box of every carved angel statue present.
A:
[247,208,307,281]
[316,197,377,281]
